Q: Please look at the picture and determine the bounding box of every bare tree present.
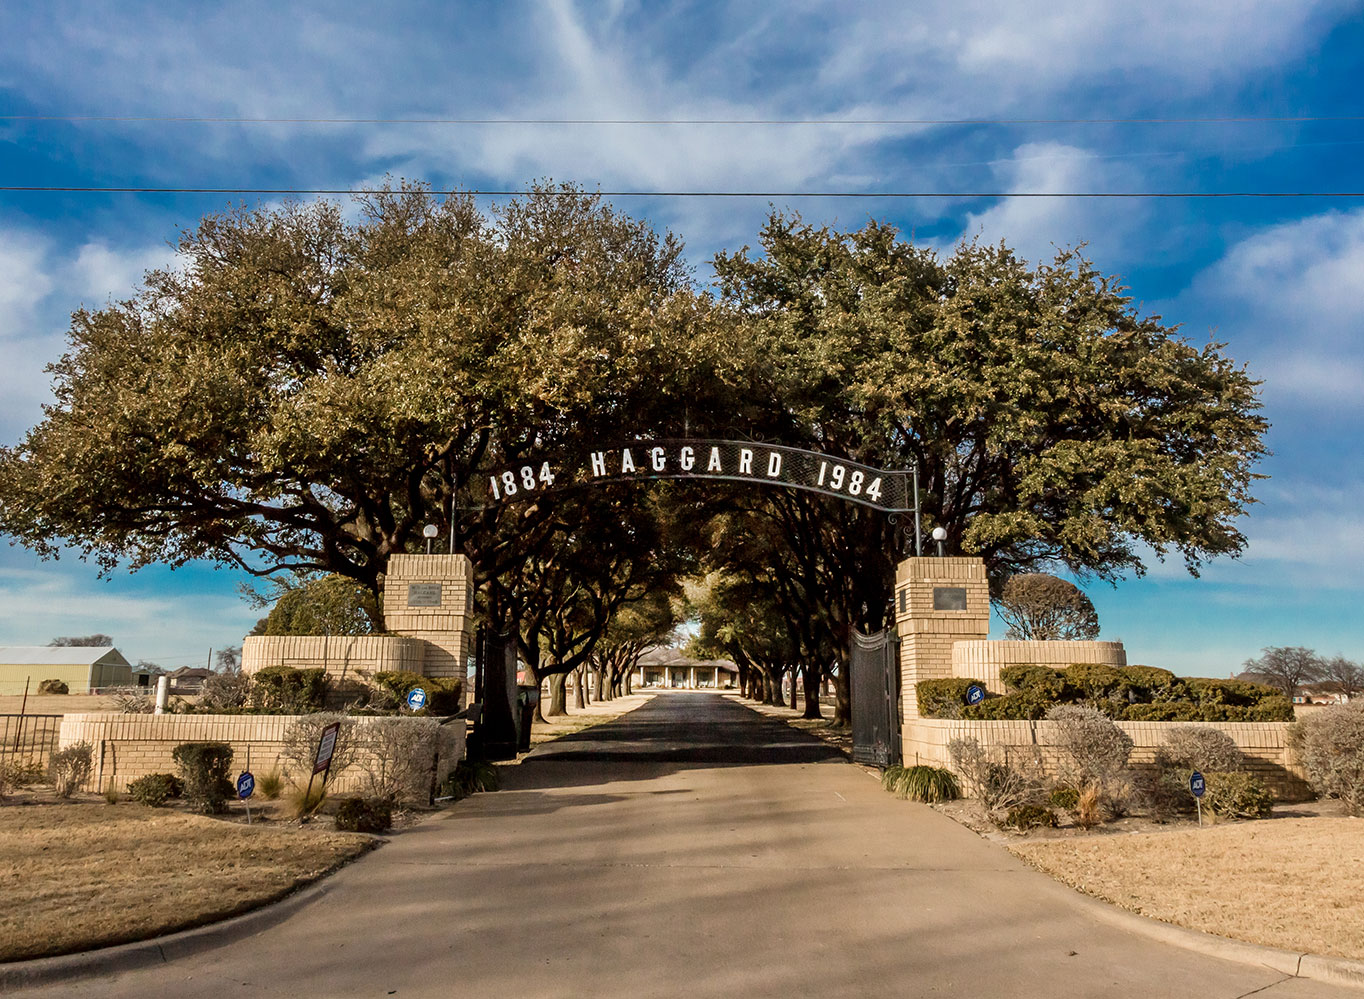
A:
[1242,646,1326,700]
[996,574,1100,641]
[1321,655,1363,701]
[49,634,113,647]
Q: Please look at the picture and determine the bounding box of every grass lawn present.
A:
[0,801,374,962]
[1011,816,1364,959]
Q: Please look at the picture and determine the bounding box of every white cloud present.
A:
[0,231,55,341]
[1179,207,1364,408]
[67,241,175,307]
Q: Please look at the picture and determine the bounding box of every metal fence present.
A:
[0,714,63,769]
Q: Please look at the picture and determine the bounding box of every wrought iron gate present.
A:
[850,627,901,768]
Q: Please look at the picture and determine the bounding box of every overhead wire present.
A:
[1,186,1360,198]
[3,114,1363,125]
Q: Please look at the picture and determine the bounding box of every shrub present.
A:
[372,672,463,715]
[281,714,356,784]
[892,765,960,803]
[1121,702,1188,722]
[1049,786,1080,811]
[250,666,330,713]
[1121,665,1182,701]
[0,758,44,799]
[171,741,235,814]
[947,736,1045,815]
[1005,804,1057,830]
[199,670,250,710]
[1155,725,1242,774]
[1247,697,1294,722]
[49,741,94,797]
[1062,663,1132,705]
[103,784,120,804]
[916,678,985,718]
[999,664,1068,700]
[37,678,69,695]
[1202,771,1274,820]
[334,796,393,833]
[881,765,905,792]
[963,692,1051,720]
[1290,701,1364,815]
[444,759,500,800]
[1074,784,1105,829]
[258,770,284,800]
[288,782,328,818]
[127,772,184,807]
[112,689,154,713]
[1045,704,1133,814]
[351,717,460,805]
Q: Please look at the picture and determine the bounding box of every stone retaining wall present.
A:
[242,635,424,705]
[59,712,466,795]
[902,716,1311,800]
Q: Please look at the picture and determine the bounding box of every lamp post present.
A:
[931,526,947,557]
[423,523,438,555]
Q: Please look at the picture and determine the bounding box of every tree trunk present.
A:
[574,666,587,709]
[789,668,799,710]
[595,667,609,701]
[832,664,851,728]
[546,672,568,717]
[622,669,632,695]
[764,669,779,706]
[801,663,822,719]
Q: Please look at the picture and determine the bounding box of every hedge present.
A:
[918,663,1292,721]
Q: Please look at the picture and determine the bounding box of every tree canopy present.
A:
[0,189,1269,720]
[996,573,1101,641]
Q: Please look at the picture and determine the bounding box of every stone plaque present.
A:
[408,582,443,608]
[932,586,968,611]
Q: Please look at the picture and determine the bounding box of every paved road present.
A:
[26,693,1352,997]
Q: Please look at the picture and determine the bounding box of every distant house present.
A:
[166,666,214,694]
[0,647,133,695]
[635,646,738,689]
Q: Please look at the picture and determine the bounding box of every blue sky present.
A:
[1,1,1362,675]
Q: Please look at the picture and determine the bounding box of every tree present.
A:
[592,588,680,700]
[261,575,378,636]
[1241,646,1325,701]
[215,646,242,672]
[49,634,113,647]
[996,574,1100,640]
[1321,655,1363,701]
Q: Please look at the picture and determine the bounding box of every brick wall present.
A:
[895,557,990,720]
[59,712,466,795]
[902,716,1311,800]
[952,639,1127,693]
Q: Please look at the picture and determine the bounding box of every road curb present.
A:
[1056,878,1364,991]
[0,873,337,993]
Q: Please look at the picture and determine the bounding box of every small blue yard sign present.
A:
[406,687,428,711]
[965,684,985,706]
[236,771,255,800]
[1189,771,1205,798]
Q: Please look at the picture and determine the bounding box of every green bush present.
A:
[1202,771,1274,819]
[1062,663,1132,705]
[1289,702,1364,814]
[892,765,960,802]
[1247,697,1294,722]
[1005,804,1058,830]
[127,772,184,807]
[36,678,69,695]
[444,759,501,799]
[334,796,393,833]
[1156,725,1242,773]
[999,664,1069,700]
[373,672,464,715]
[49,741,94,797]
[1121,665,1182,701]
[172,741,235,814]
[963,692,1052,720]
[1049,786,1080,810]
[249,666,329,713]
[880,764,905,793]
[915,678,985,718]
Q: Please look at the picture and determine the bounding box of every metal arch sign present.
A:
[478,439,915,513]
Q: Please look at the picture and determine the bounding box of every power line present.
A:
[1,186,1361,198]
[3,114,1363,126]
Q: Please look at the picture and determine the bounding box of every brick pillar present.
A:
[382,555,476,699]
[895,557,990,722]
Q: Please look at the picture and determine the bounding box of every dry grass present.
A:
[0,802,374,962]
[524,692,657,750]
[1011,817,1364,958]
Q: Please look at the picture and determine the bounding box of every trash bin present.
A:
[515,685,539,753]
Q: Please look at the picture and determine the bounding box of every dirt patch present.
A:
[1009,814,1364,959]
[0,799,374,962]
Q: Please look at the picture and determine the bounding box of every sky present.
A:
[0,1,1362,675]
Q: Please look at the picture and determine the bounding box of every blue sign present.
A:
[1190,771,1205,798]
[965,684,985,706]
[236,771,255,800]
[406,687,428,711]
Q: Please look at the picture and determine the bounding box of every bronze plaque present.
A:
[408,582,443,608]
[933,586,968,611]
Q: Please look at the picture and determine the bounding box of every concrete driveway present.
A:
[25,692,1352,997]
